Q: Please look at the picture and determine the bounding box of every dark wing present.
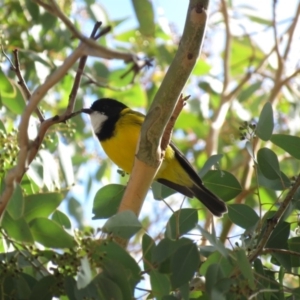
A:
[158,143,227,217]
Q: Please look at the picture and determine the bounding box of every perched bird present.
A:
[82,98,227,216]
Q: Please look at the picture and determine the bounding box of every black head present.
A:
[82,98,128,141]
[89,98,128,117]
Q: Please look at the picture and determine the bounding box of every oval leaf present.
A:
[132,0,155,37]
[150,270,171,299]
[7,184,24,220]
[271,134,300,160]
[142,234,156,270]
[198,154,224,178]
[2,212,34,243]
[170,243,200,288]
[92,184,125,219]
[235,250,255,289]
[203,170,242,201]
[228,204,259,230]
[152,181,176,200]
[165,209,198,239]
[257,166,290,190]
[51,210,71,229]
[257,148,281,180]
[30,218,74,248]
[256,102,274,141]
[24,193,63,222]
[103,210,142,239]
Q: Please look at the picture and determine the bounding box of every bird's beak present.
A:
[81,108,93,115]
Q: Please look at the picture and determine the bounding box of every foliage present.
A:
[0,0,300,299]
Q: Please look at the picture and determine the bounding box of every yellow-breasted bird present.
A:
[82,98,227,217]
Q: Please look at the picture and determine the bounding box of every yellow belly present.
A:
[100,112,192,187]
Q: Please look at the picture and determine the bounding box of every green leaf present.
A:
[25,0,40,21]
[198,154,224,178]
[200,251,233,277]
[288,237,300,267]
[202,170,242,201]
[152,181,176,200]
[197,225,228,257]
[0,70,26,114]
[2,212,34,243]
[93,240,141,287]
[132,0,155,37]
[266,221,290,249]
[170,243,200,288]
[235,250,255,289]
[106,83,147,107]
[24,193,64,222]
[205,264,225,298]
[51,210,71,229]
[256,102,274,141]
[179,283,190,300]
[150,270,171,299]
[92,184,125,219]
[30,218,74,248]
[7,184,24,220]
[237,82,262,102]
[0,275,32,300]
[94,275,123,300]
[101,260,133,299]
[0,120,6,132]
[245,14,272,25]
[257,165,290,190]
[103,210,142,239]
[165,209,198,239]
[142,234,156,270]
[153,238,183,264]
[257,148,281,180]
[29,275,56,300]
[228,204,259,230]
[192,60,211,76]
[269,233,291,271]
[271,134,300,160]
[40,12,57,33]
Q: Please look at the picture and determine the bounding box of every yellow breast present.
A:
[100,109,191,186]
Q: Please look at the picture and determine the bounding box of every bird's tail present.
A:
[190,184,227,217]
[157,178,227,217]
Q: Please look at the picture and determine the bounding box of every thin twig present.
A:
[262,248,300,258]
[1,47,45,122]
[283,1,300,60]
[272,0,283,72]
[33,0,140,62]
[160,94,189,151]
[65,21,104,116]
[220,0,231,90]
[248,174,300,262]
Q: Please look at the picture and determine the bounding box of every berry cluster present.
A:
[239,121,256,141]
[0,129,19,175]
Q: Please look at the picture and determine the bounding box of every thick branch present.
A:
[116,0,209,246]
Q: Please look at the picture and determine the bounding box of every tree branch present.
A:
[116,0,210,245]
[0,23,110,218]
[33,0,139,63]
[248,174,300,262]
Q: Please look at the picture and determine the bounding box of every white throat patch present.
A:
[89,111,108,134]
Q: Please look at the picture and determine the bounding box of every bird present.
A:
[82,98,227,217]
